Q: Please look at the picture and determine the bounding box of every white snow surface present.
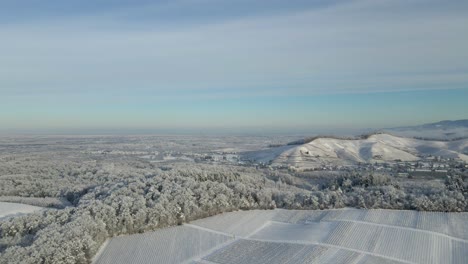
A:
[0,202,43,219]
[93,208,468,264]
[244,134,468,168]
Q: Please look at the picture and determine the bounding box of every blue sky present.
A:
[1,0,467,134]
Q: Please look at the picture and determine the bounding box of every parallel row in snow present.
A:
[93,225,233,264]
[202,239,402,264]
[273,208,468,240]
[189,209,276,237]
[324,221,457,264]
[94,209,468,264]
[191,209,468,264]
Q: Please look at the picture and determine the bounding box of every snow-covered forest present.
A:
[0,135,466,263]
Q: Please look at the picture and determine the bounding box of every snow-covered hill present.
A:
[243,133,468,169]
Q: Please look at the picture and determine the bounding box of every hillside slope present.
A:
[243,134,468,168]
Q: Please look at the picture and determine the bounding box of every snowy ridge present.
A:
[243,133,468,168]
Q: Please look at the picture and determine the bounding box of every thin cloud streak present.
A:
[0,0,467,132]
[1,0,467,97]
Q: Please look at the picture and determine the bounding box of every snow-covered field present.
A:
[243,134,468,169]
[0,202,43,219]
[93,209,468,264]
[93,225,233,264]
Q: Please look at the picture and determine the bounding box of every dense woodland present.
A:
[0,152,466,263]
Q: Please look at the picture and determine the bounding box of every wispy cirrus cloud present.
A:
[1,0,467,132]
[1,0,467,98]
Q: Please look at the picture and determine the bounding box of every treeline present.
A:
[0,164,310,263]
[267,170,467,212]
[0,197,70,209]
